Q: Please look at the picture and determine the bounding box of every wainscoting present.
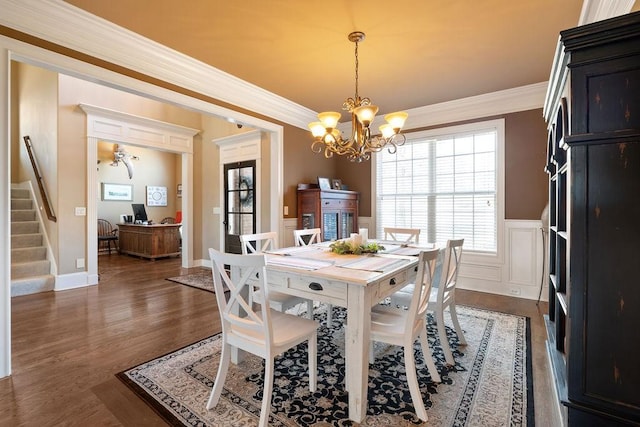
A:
[283,218,547,301]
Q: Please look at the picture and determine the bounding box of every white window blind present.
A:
[376,123,499,253]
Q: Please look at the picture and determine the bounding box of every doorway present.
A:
[223,160,256,254]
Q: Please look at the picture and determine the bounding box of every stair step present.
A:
[12,246,47,263]
[11,198,33,210]
[12,260,51,279]
[11,233,43,249]
[11,210,36,222]
[11,188,31,200]
[11,275,55,297]
[11,221,40,235]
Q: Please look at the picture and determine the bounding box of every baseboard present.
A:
[55,272,97,291]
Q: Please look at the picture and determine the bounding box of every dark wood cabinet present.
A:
[297,189,359,241]
[545,12,640,426]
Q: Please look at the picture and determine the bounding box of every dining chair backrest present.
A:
[208,249,274,348]
[435,238,464,306]
[406,248,439,330]
[383,227,421,244]
[240,231,278,254]
[293,228,322,247]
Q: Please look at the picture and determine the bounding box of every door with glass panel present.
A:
[224,161,256,254]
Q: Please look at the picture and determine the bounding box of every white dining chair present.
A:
[389,238,466,366]
[206,249,319,427]
[369,248,442,422]
[293,228,334,326]
[293,227,322,247]
[383,227,421,244]
[240,231,314,319]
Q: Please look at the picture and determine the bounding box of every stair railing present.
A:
[23,136,57,222]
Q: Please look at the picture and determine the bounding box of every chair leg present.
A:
[418,330,441,383]
[449,303,467,345]
[107,240,111,255]
[206,341,231,410]
[404,342,428,422]
[308,332,317,392]
[259,358,275,427]
[306,300,314,320]
[436,309,455,365]
[326,303,333,327]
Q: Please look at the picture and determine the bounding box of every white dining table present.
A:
[257,242,423,423]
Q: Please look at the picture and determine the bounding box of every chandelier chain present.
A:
[354,39,359,101]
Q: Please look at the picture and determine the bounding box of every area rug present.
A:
[117,306,533,426]
[166,270,214,293]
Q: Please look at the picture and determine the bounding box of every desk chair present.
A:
[207,249,319,427]
[240,232,314,319]
[383,227,421,244]
[369,249,442,422]
[97,219,118,254]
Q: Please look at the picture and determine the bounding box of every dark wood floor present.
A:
[0,254,556,426]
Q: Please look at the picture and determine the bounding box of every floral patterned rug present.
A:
[117,306,533,426]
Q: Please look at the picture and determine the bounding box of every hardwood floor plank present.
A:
[0,253,553,426]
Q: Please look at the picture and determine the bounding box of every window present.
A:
[375,120,504,253]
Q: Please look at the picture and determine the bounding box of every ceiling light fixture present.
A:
[308,31,408,163]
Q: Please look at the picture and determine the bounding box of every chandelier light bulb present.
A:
[354,105,379,128]
[308,121,326,138]
[379,123,396,139]
[384,112,408,130]
[317,111,341,129]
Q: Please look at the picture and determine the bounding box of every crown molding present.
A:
[579,0,636,25]
[0,0,317,129]
[337,81,548,134]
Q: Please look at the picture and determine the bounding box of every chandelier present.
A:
[308,31,408,163]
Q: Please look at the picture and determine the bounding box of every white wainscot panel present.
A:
[505,220,547,300]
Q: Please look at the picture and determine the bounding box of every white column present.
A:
[1,42,12,378]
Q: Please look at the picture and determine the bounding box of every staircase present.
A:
[11,187,54,296]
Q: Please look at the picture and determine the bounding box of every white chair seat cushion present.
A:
[371,305,410,340]
[229,310,318,352]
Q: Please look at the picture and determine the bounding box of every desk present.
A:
[262,244,419,423]
[117,223,181,260]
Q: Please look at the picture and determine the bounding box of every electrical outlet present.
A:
[74,207,86,216]
[508,287,521,296]
[76,258,85,269]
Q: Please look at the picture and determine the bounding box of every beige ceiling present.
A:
[64,1,632,118]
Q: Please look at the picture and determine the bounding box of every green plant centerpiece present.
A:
[329,240,385,255]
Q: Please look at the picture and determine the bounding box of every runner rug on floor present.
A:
[166,269,214,293]
[117,306,534,426]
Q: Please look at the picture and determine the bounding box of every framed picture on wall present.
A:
[317,176,331,190]
[146,186,168,206]
[101,183,133,201]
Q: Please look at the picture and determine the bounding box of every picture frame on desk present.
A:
[317,176,331,190]
[101,183,133,201]
[332,179,342,190]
